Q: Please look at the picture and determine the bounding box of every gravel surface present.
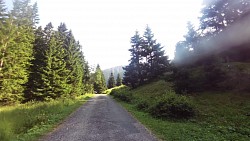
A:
[40,94,158,141]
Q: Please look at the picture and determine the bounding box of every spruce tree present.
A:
[93,64,106,93]
[123,31,142,88]
[141,26,170,80]
[0,0,36,104]
[57,23,85,97]
[24,23,53,101]
[123,27,170,88]
[107,72,115,89]
[40,32,69,99]
[24,26,46,101]
[0,0,8,71]
[12,0,39,27]
[116,73,122,86]
[82,60,92,93]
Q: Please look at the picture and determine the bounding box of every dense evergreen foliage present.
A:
[0,0,36,104]
[93,64,106,93]
[0,0,92,105]
[116,73,122,86]
[107,72,115,89]
[123,26,171,88]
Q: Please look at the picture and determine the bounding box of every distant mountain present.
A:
[103,66,125,84]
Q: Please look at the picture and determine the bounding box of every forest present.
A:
[0,0,250,140]
[0,0,102,105]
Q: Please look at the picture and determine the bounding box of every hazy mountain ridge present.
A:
[103,66,125,84]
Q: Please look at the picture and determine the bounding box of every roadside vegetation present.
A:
[110,81,250,140]
[0,94,93,141]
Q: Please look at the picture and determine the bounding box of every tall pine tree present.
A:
[82,61,93,94]
[116,73,122,86]
[107,72,115,89]
[25,23,54,101]
[0,0,37,104]
[141,26,170,80]
[123,26,170,88]
[123,31,142,88]
[57,23,86,97]
[93,64,106,93]
[40,32,69,99]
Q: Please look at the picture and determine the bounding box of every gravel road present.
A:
[41,94,158,141]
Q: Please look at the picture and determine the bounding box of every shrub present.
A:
[136,100,150,111]
[149,91,195,119]
[115,92,132,103]
[110,86,132,103]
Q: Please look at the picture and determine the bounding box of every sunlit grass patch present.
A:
[0,94,93,141]
[103,85,125,94]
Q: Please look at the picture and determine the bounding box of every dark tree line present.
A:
[107,72,122,89]
[0,0,92,105]
[123,26,171,88]
[173,0,250,93]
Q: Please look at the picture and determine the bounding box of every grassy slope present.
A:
[114,81,250,140]
[0,94,93,141]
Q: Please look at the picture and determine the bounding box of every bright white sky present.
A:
[5,0,202,70]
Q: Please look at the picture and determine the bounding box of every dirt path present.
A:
[40,94,158,141]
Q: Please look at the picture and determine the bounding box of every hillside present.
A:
[110,80,250,140]
[103,66,125,84]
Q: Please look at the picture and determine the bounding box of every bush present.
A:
[149,91,195,119]
[110,86,132,103]
[115,92,132,103]
[135,100,150,111]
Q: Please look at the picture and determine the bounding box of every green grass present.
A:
[103,85,125,94]
[0,94,93,141]
[113,81,250,140]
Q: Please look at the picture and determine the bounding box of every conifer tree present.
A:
[40,32,69,99]
[24,23,53,101]
[0,0,36,104]
[0,0,14,103]
[123,31,142,88]
[93,64,106,93]
[82,61,93,93]
[0,0,8,71]
[116,73,122,86]
[107,72,115,89]
[12,0,39,27]
[123,26,170,88]
[141,26,170,80]
[57,23,85,97]
[24,26,46,101]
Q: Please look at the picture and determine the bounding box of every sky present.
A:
[5,0,203,70]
